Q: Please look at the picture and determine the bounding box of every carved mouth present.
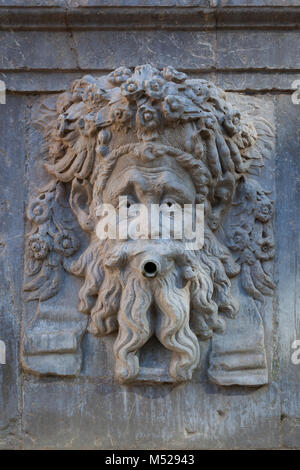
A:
[141,259,160,278]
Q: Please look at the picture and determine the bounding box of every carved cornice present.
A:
[0,6,299,31]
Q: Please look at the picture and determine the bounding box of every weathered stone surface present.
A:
[218,31,300,70]
[2,71,299,94]
[0,0,64,4]
[22,372,280,449]
[182,380,279,449]
[1,29,299,73]
[276,95,300,432]
[23,377,184,449]
[72,32,216,70]
[1,0,297,7]
[22,378,83,449]
[0,0,299,451]
[218,0,300,5]
[0,95,26,449]
[70,0,212,5]
[1,4,299,33]
[282,417,300,449]
[0,31,78,70]
[0,72,83,93]
[217,72,300,92]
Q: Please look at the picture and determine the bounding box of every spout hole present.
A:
[142,260,159,278]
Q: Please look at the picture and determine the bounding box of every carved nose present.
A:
[141,259,160,278]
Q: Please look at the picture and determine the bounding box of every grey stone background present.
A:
[0,0,299,449]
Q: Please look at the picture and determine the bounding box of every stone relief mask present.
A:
[23,65,275,385]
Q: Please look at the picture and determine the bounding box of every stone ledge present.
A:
[1,70,299,94]
[0,6,299,31]
[0,1,298,7]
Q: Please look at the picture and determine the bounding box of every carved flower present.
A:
[254,195,273,223]
[108,67,132,85]
[223,109,241,137]
[28,233,50,260]
[184,79,209,100]
[71,82,86,103]
[204,115,218,130]
[110,105,133,130]
[121,78,142,100]
[163,66,187,83]
[144,77,165,100]
[137,104,160,130]
[228,227,249,251]
[78,112,99,138]
[162,95,184,121]
[240,123,257,148]
[54,231,80,257]
[254,237,275,261]
[84,85,107,107]
[27,197,51,224]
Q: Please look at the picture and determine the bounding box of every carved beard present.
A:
[108,268,200,383]
[71,234,239,383]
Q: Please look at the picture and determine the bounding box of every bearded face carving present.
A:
[23,65,275,384]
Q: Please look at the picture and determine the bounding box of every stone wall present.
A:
[0,0,299,449]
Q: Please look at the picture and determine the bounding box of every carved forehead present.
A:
[108,150,195,175]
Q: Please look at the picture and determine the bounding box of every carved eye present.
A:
[162,200,181,212]
[117,198,135,211]
[163,200,174,208]
[115,109,123,119]
[127,82,137,93]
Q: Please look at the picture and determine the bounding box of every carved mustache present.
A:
[102,238,194,277]
[89,239,193,336]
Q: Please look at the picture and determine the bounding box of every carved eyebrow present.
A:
[106,172,195,208]
[109,165,192,186]
[107,180,137,207]
[159,181,195,203]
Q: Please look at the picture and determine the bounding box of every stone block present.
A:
[217,31,300,70]
[73,31,216,70]
[0,31,78,70]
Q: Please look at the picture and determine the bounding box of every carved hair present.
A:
[37,65,270,236]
